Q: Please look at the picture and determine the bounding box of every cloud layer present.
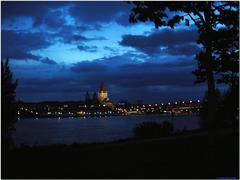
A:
[2,1,206,103]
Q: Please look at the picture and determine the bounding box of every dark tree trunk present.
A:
[204,2,217,177]
[204,1,217,136]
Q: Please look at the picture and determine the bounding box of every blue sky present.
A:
[1,1,208,103]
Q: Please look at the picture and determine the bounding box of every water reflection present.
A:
[13,114,199,146]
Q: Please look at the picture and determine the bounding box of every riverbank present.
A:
[2,130,239,179]
[13,114,200,146]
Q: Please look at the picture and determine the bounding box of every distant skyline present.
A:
[1,1,215,103]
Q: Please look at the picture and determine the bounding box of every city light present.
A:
[16,98,203,118]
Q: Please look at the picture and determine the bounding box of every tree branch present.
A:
[195,11,205,24]
[187,13,201,28]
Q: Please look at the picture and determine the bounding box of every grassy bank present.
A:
[2,131,239,179]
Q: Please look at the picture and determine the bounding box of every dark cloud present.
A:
[96,52,145,66]
[114,63,195,87]
[44,10,66,29]
[1,30,53,60]
[103,46,119,55]
[91,36,107,41]
[120,59,195,69]
[108,65,194,88]
[76,25,93,32]
[120,28,199,55]
[2,1,133,27]
[40,57,57,65]
[77,45,98,52]
[115,13,130,26]
[2,1,71,27]
[71,61,108,73]
[5,50,41,61]
[53,25,81,43]
[2,2,47,26]
[76,24,103,32]
[115,12,145,26]
[1,1,133,34]
[166,43,200,56]
[70,53,197,88]
[69,2,132,24]
[104,46,116,51]
[56,27,106,44]
[62,34,89,44]
[17,76,90,102]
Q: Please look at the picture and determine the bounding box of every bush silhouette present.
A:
[133,121,173,138]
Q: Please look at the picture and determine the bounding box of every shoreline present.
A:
[17,112,198,119]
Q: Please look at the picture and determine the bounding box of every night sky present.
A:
[2,1,208,103]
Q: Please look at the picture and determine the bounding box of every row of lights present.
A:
[126,100,201,108]
[17,100,201,115]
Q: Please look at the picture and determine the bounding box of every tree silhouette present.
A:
[1,57,18,149]
[128,1,239,135]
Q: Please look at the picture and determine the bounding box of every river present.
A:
[13,114,200,146]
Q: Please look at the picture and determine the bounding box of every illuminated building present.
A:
[98,81,108,102]
[98,81,115,109]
